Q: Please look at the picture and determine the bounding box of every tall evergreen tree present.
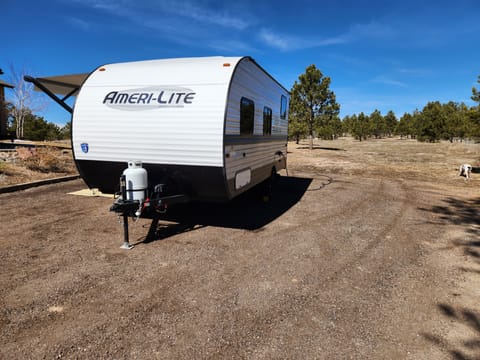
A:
[443,102,469,142]
[350,112,371,141]
[60,121,71,140]
[384,110,398,137]
[288,116,308,144]
[289,64,339,149]
[471,75,480,138]
[411,110,422,139]
[316,114,343,140]
[472,75,480,106]
[467,107,480,138]
[342,115,353,135]
[417,101,446,142]
[395,113,414,139]
[370,109,386,138]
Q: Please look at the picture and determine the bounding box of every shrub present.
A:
[22,147,69,173]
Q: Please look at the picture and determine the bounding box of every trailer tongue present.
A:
[110,161,189,249]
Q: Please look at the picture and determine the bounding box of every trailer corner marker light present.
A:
[99,67,106,72]
[223,63,231,67]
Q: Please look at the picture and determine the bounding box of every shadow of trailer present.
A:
[138,175,313,245]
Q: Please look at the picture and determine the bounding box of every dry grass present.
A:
[32,140,72,149]
[288,137,480,189]
[22,147,73,173]
[0,147,77,187]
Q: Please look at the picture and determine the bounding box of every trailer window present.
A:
[263,107,272,135]
[240,97,254,135]
[280,95,288,119]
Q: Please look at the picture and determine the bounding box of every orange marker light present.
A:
[223,63,231,67]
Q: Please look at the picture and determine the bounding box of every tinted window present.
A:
[240,97,254,135]
[263,107,272,135]
[280,95,288,119]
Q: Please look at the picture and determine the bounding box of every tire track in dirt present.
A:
[189,177,421,358]
[90,176,407,358]
[0,174,451,359]
[2,177,396,358]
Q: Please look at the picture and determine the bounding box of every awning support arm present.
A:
[62,87,78,102]
[24,75,74,114]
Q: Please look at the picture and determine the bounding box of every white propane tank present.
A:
[123,161,148,203]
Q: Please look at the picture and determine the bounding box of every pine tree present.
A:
[472,75,480,106]
[350,112,371,141]
[370,109,386,139]
[384,110,398,137]
[289,65,339,149]
[395,113,414,139]
[417,102,446,142]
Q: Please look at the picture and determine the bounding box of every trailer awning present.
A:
[24,73,89,114]
[31,73,89,96]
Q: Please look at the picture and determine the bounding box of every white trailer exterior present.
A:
[33,56,290,202]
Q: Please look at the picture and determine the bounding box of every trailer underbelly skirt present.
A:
[75,160,228,201]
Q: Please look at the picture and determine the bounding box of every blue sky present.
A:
[2,0,480,126]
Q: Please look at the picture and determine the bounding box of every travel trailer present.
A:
[26,56,289,248]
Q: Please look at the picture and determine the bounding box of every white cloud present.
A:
[346,21,396,41]
[258,19,396,52]
[65,1,396,54]
[208,40,255,54]
[73,0,126,12]
[166,1,250,30]
[67,0,252,51]
[259,28,346,51]
[396,67,432,77]
[65,17,91,31]
[372,75,408,88]
[259,29,290,50]
[71,0,250,30]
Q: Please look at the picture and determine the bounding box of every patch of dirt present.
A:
[0,137,479,359]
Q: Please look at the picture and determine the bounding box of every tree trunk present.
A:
[309,109,314,150]
[16,117,24,139]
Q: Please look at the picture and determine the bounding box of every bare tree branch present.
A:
[6,64,47,139]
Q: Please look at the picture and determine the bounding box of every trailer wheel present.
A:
[261,168,278,203]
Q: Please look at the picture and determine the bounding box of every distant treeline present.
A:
[342,101,480,142]
[288,68,480,144]
[5,104,70,141]
[290,101,480,143]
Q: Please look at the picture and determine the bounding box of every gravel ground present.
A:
[1,139,479,359]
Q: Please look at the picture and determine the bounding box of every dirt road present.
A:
[1,140,479,359]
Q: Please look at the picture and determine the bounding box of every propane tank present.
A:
[122,161,148,203]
